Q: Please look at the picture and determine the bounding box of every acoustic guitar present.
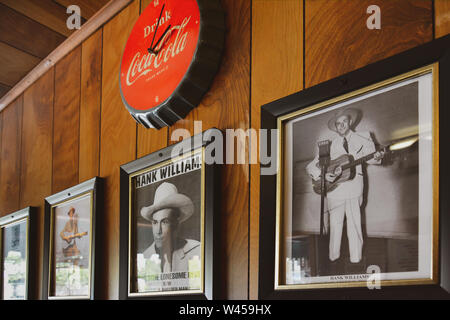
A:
[312,147,388,195]
[62,231,88,245]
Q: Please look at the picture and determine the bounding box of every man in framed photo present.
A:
[59,207,87,262]
[140,182,201,273]
[306,108,384,265]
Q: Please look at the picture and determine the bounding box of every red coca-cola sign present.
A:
[120,0,200,112]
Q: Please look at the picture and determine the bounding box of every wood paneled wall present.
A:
[99,0,139,299]
[0,0,448,300]
[250,0,303,299]
[167,0,251,299]
[20,69,54,298]
[250,0,440,299]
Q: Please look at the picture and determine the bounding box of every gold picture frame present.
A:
[259,35,450,299]
[275,64,439,291]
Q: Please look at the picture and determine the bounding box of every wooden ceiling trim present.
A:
[0,42,41,86]
[0,0,75,37]
[0,3,66,59]
[53,0,111,20]
[0,0,134,112]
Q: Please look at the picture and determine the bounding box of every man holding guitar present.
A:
[306,108,384,265]
[60,207,88,261]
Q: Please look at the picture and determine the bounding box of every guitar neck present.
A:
[341,152,376,170]
[66,232,87,240]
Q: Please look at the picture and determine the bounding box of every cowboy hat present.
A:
[327,108,361,132]
[140,182,194,224]
[67,207,75,215]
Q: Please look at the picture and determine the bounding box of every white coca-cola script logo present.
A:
[126,17,191,86]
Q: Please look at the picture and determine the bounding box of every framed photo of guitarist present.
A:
[259,36,450,299]
[42,177,102,300]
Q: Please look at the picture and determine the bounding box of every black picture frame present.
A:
[0,207,36,300]
[259,35,450,299]
[42,177,102,300]
[119,128,220,300]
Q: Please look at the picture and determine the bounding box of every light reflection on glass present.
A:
[2,221,27,300]
[54,261,89,296]
[285,257,311,285]
[136,254,201,292]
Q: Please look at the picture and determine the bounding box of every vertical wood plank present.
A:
[20,69,54,300]
[140,0,151,11]
[99,0,139,299]
[79,29,103,182]
[305,0,432,87]
[53,47,81,193]
[169,0,251,299]
[435,0,450,38]
[0,96,23,216]
[250,0,303,299]
[136,0,168,158]
[137,121,168,157]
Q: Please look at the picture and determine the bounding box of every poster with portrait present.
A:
[43,177,100,300]
[129,150,204,295]
[276,65,438,290]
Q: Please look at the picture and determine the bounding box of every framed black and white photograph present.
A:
[0,207,36,300]
[119,129,220,299]
[259,36,450,299]
[42,177,102,300]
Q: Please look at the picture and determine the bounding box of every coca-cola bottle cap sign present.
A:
[119,0,225,129]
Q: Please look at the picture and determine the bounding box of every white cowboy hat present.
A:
[327,107,361,132]
[140,182,194,224]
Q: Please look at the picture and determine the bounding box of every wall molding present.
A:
[0,0,134,111]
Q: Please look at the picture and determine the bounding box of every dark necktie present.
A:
[343,137,349,153]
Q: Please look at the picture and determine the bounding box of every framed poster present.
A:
[0,207,36,300]
[42,177,102,300]
[120,129,220,299]
[259,35,450,299]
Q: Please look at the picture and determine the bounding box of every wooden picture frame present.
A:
[42,177,102,300]
[0,207,36,300]
[119,129,220,299]
[259,35,450,299]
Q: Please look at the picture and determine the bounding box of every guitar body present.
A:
[312,154,356,195]
[62,231,88,246]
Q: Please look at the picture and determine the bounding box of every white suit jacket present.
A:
[142,238,201,273]
[306,131,378,200]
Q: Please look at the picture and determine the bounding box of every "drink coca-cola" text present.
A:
[126,16,191,86]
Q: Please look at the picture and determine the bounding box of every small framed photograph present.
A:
[0,207,36,300]
[259,36,450,299]
[119,129,220,299]
[42,177,102,300]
